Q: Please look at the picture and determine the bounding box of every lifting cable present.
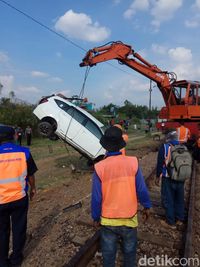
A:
[64,67,90,141]
[79,66,90,99]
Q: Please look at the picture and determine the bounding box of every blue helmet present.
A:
[0,124,15,141]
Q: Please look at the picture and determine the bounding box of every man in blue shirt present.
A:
[156,131,184,229]
[91,126,151,267]
[0,125,38,267]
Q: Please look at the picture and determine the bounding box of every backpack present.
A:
[166,144,192,182]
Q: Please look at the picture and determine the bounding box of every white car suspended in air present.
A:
[33,94,106,162]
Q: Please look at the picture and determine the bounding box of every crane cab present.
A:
[159,80,200,120]
[158,80,200,137]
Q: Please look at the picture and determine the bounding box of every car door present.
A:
[55,99,82,139]
[72,118,104,158]
[66,108,86,139]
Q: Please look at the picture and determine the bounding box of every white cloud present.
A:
[0,51,9,63]
[185,1,200,28]
[151,44,168,55]
[151,0,183,29]
[124,0,183,30]
[172,63,193,80]
[53,89,71,97]
[31,71,49,78]
[31,71,62,82]
[194,0,200,9]
[103,76,151,106]
[164,46,200,81]
[17,86,41,93]
[113,0,121,5]
[185,15,200,28]
[15,86,42,104]
[168,47,192,63]
[48,77,63,83]
[0,75,14,94]
[124,0,149,19]
[54,10,110,42]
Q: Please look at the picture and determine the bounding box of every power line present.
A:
[106,62,133,76]
[0,0,86,51]
[0,0,133,77]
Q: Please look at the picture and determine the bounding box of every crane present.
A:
[80,41,200,137]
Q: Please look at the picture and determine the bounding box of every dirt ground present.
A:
[16,133,199,266]
[20,135,159,267]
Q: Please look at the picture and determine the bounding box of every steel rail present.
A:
[62,167,157,267]
[63,154,195,267]
[183,161,196,262]
[63,230,100,267]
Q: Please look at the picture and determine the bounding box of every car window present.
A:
[54,99,70,112]
[66,107,75,116]
[84,119,103,139]
[55,99,79,117]
[72,109,87,124]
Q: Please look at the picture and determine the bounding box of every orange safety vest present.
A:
[95,155,138,219]
[0,152,27,204]
[176,126,190,143]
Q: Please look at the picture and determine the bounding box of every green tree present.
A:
[0,98,38,133]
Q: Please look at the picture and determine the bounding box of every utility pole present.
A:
[0,82,3,94]
[149,79,152,110]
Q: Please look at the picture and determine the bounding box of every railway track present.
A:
[21,143,199,267]
[63,161,199,267]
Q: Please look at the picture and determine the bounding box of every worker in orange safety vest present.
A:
[0,125,38,267]
[91,126,151,267]
[176,121,191,144]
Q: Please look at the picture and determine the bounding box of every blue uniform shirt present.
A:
[156,140,179,178]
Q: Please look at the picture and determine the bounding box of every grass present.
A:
[26,137,87,190]
[27,137,73,161]
[25,132,163,190]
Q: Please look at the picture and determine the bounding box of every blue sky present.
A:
[0,0,200,109]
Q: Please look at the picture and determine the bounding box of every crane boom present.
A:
[80,41,177,105]
[80,41,200,137]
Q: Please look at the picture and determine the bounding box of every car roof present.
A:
[52,95,104,128]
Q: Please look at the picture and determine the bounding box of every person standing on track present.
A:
[0,125,38,267]
[176,121,191,145]
[91,126,151,267]
[155,131,185,229]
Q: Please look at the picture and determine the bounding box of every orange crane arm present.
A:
[80,41,177,105]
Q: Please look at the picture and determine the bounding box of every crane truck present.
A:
[80,41,200,139]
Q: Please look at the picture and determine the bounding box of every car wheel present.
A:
[38,121,54,137]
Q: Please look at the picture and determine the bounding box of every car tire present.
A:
[38,121,54,137]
